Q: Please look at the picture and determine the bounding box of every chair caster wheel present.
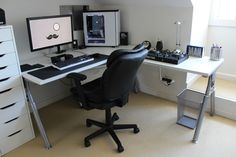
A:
[112,112,119,121]
[134,127,140,134]
[86,120,92,127]
[84,140,91,147]
[117,145,124,153]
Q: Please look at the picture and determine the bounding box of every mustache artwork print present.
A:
[46,34,59,40]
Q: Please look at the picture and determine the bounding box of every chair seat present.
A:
[83,78,104,103]
[83,78,120,110]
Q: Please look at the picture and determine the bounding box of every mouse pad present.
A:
[21,64,44,72]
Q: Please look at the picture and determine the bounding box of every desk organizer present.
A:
[177,89,208,129]
[210,46,222,61]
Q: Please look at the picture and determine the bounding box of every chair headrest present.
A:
[107,43,146,67]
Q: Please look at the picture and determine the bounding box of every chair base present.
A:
[84,111,139,153]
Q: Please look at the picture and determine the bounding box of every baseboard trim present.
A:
[141,87,236,121]
[184,96,236,121]
[215,97,236,120]
[216,72,236,82]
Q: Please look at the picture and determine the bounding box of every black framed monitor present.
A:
[26,15,73,53]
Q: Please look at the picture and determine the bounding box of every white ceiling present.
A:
[94,0,193,7]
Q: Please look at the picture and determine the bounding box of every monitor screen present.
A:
[26,15,73,52]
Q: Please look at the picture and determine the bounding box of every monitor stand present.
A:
[55,45,66,54]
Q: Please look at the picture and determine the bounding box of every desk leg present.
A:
[210,91,215,116]
[192,73,215,143]
[24,80,52,149]
[210,73,216,116]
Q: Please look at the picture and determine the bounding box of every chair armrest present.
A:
[67,73,87,107]
[67,73,87,82]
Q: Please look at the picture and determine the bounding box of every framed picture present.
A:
[186,45,203,58]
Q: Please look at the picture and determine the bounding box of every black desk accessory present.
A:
[156,40,163,51]
[50,54,74,64]
[0,8,6,25]
[20,64,44,72]
[72,40,78,49]
[120,32,128,45]
[142,40,151,50]
[146,50,188,64]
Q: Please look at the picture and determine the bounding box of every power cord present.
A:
[159,67,175,86]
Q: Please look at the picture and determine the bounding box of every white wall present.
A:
[190,0,212,47]
[201,0,236,81]
[96,0,192,8]
[206,26,236,81]
[100,4,193,51]
[0,0,100,108]
[187,0,212,85]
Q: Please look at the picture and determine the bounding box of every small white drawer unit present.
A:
[0,25,35,156]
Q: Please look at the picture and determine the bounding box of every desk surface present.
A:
[78,47,224,77]
[144,56,224,77]
[22,53,107,85]
[21,46,132,85]
[22,46,224,85]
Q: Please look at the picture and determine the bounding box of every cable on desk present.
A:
[159,67,175,86]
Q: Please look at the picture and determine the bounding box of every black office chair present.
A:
[67,44,148,152]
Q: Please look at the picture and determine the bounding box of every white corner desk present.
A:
[21,47,223,148]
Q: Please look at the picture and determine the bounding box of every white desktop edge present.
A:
[22,55,224,85]
[22,60,107,85]
[144,56,224,77]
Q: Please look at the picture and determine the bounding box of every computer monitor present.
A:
[26,15,73,53]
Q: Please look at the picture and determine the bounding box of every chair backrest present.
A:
[102,44,148,101]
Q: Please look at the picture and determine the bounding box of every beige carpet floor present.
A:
[4,93,236,157]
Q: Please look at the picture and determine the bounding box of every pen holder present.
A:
[210,47,222,61]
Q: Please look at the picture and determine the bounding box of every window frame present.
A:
[209,0,236,27]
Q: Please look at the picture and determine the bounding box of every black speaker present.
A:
[120,32,128,45]
[0,8,6,25]
[72,40,78,49]
[156,40,163,51]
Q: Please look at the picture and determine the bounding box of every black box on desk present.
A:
[120,32,128,45]
[0,8,6,25]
